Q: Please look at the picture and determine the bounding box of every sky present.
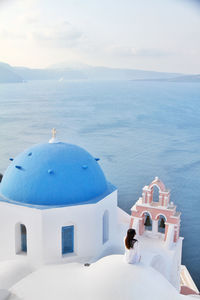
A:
[0,0,200,73]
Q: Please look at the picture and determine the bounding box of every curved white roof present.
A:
[8,255,195,300]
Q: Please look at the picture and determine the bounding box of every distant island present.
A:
[131,75,200,82]
[0,61,200,83]
[0,62,23,83]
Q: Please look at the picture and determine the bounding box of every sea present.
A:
[0,79,200,288]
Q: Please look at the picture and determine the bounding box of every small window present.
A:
[62,225,74,255]
[21,224,27,253]
[103,211,109,244]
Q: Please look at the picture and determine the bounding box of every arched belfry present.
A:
[130,177,181,248]
[142,177,170,206]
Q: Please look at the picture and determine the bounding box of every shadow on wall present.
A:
[150,255,167,278]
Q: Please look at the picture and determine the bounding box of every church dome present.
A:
[0,142,112,207]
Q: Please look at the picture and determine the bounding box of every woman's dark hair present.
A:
[125,228,136,249]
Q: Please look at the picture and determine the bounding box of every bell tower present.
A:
[130,177,181,248]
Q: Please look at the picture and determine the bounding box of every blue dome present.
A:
[0,142,112,207]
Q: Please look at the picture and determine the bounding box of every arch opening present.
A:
[143,212,152,231]
[152,185,160,202]
[158,215,166,234]
[15,223,27,254]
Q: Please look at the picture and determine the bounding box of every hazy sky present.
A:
[0,0,200,73]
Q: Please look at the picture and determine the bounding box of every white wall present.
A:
[41,190,118,264]
[150,237,183,291]
[0,190,118,265]
[169,238,183,290]
[0,202,43,264]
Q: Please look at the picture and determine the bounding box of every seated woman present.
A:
[124,228,141,264]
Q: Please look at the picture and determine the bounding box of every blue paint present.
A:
[48,169,54,174]
[0,142,111,206]
[28,152,32,156]
[62,225,74,254]
[9,158,14,161]
[15,165,22,170]
[21,224,27,252]
[0,183,116,209]
[82,165,88,169]
[95,158,100,161]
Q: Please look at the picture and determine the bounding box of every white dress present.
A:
[124,239,141,264]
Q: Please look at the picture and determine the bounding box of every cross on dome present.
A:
[52,128,56,138]
[49,128,59,143]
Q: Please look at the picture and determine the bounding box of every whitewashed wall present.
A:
[0,202,43,264]
[41,190,118,264]
[0,190,118,265]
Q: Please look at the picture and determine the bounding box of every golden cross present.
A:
[52,128,56,138]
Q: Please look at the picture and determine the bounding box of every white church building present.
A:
[0,131,118,265]
[0,130,199,300]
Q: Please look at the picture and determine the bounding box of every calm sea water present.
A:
[0,80,200,288]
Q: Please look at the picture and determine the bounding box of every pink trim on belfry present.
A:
[130,178,181,244]
[164,224,169,241]
[180,286,199,296]
[129,218,134,229]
